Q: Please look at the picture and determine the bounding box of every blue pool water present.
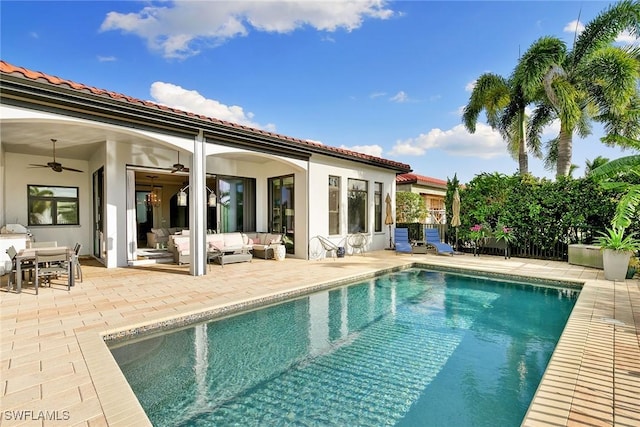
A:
[110,269,578,426]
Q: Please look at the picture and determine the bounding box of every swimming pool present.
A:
[110,268,578,426]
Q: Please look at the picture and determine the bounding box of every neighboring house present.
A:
[396,173,448,224]
[0,60,411,275]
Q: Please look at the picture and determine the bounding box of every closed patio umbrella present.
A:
[385,193,394,249]
[451,187,461,251]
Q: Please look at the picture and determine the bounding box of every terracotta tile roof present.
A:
[396,173,447,187]
[0,60,411,172]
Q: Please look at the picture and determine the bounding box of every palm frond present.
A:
[571,0,640,67]
[582,46,639,116]
[546,77,582,128]
[611,184,640,229]
[527,103,555,158]
[543,137,560,171]
[513,36,567,100]
[589,154,640,181]
[462,73,510,133]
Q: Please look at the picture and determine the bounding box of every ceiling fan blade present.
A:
[61,166,84,173]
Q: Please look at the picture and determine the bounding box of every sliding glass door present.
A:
[269,175,294,253]
[218,176,256,233]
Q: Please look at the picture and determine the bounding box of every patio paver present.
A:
[1,251,638,426]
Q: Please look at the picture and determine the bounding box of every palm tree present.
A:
[514,0,640,178]
[462,73,540,175]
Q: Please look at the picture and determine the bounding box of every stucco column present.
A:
[190,130,206,275]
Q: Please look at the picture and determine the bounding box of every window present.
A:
[374,182,382,232]
[28,185,79,226]
[348,178,368,233]
[328,176,340,235]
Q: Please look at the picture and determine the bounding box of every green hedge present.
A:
[451,173,627,250]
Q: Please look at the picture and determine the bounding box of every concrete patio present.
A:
[1,251,638,426]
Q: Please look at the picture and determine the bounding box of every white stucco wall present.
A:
[308,154,396,253]
[3,152,92,251]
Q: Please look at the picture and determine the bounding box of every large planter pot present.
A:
[602,249,633,281]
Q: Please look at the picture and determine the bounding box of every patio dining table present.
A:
[14,246,75,293]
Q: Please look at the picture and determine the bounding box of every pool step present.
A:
[207,309,466,425]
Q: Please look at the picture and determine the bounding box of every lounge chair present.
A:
[424,228,454,255]
[394,228,413,254]
[317,236,339,260]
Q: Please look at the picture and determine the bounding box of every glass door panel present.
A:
[269,175,294,253]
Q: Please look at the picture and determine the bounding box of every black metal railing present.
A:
[397,223,603,262]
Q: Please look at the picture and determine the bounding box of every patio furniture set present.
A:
[394,227,455,256]
[168,231,285,267]
[5,241,82,294]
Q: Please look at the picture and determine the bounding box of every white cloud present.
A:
[390,91,408,103]
[149,82,274,130]
[616,29,639,45]
[340,144,384,158]
[389,123,506,159]
[97,55,117,62]
[369,92,386,99]
[563,19,584,36]
[100,0,395,59]
[465,80,476,92]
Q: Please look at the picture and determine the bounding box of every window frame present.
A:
[374,182,382,232]
[347,178,368,233]
[328,175,341,235]
[27,184,80,226]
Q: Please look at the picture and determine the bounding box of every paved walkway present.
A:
[1,251,638,426]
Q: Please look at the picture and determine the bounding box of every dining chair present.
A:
[6,245,35,292]
[34,249,71,294]
[72,242,83,282]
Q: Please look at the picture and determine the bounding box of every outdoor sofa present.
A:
[168,231,283,265]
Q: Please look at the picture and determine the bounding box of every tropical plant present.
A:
[585,155,610,176]
[494,224,516,244]
[589,149,640,231]
[469,224,490,242]
[513,0,640,178]
[462,73,540,175]
[596,226,640,252]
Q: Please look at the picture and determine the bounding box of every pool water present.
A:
[110,269,578,426]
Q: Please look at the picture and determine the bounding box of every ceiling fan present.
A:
[29,139,84,173]
[171,151,189,173]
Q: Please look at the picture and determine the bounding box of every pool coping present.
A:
[86,261,592,426]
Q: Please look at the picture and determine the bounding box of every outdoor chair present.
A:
[34,249,72,294]
[317,236,339,260]
[72,243,83,282]
[424,227,454,255]
[6,246,35,292]
[348,233,367,256]
[394,228,413,254]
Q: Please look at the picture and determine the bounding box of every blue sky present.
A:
[2,1,637,183]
